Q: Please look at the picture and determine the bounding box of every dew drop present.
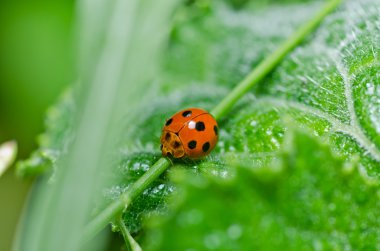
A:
[177,209,204,227]
[328,203,336,211]
[250,120,257,127]
[227,224,242,240]
[312,239,323,251]
[366,82,375,95]
[158,184,165,190]
[204,232,222,250]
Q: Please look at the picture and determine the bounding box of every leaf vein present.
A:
[334,52,380,162]
[257,97,380,162]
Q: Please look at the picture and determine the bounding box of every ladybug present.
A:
[160,108,219,159]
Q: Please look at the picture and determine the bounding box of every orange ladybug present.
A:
[160,108,218,159]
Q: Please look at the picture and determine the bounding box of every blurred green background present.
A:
[0,0,74,250]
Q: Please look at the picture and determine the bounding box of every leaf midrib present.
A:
[260,95,380,160]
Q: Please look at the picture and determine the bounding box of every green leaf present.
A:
[138,0,380,249]
[142,130,380,250]
[18,0,380,248]
[16,89,75,177]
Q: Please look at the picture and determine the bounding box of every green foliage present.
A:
[143,131,380,250]
[16,89,75,176]
[18,0,380,249]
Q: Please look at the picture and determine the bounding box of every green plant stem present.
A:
[117,216,142,251]
[83,0,341,242]
[83,157,170,241]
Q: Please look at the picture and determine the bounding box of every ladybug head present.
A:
[160,130,185,158]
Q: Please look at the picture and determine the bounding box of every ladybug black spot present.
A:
[182,110,192,117]
[195,121,205,131]
[202,142,210,152]
[165,118,173,126]
[188,140,197,149]
[214,125,218,136]
[165,133,171,141]
[173,141,181,148]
